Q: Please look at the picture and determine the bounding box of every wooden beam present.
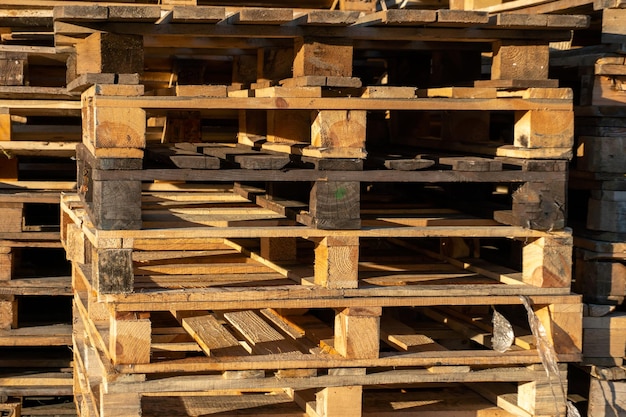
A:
[94,248,134,294]
[293,36,353,78]
[314,236,359,288]
[514,110,574,149]
[334,306,381,359]
[110,311,151,365]
[522,236,572,288]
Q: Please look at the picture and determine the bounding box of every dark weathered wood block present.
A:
[94,248,134,294]
[75,32,144,75]
[575,252,625,305]
[509,181,567,230]
[92,179,142,230]
[308,181,361,229]
[0,52,27,86]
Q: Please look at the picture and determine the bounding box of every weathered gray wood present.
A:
[201,145,290,170]
[95,249,134,294]
[146,147,220,170]
[308,181,361,229]
[0,53,27,86]
[92,179,142,230]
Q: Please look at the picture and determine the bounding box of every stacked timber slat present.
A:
[0,7,79,417]
[550,3,626,417]
[48,3,590,417]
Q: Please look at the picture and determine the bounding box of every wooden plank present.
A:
[87,95,574,112]
[420,87,496,98]
[170,6,225,23]
[293,10,360,26]
[223,310,301,355]
[0,324,71,346]
[355,9,437,26]
[381,317,448,352]
[146,146,220,169]
[107,5,161,22]
[588,378,626,417]
[201,144,290,170]
[438,156,502,172]
[227,8,294,25]
[437,10,490,25]
[182,313,248,357]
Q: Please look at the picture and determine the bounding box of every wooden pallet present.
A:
[77,82,576,161]
[77,141,570,231]
[60,188,576,293]
[72,289,578,416]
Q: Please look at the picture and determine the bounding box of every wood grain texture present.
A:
[514,110,574,149]
[492,42,549,81]
[309,181,360,230]
[293,37,353,78]
[335,307,381,359]
[95,248,134,294]
[311,110,366,151]
[522,236,572,288]
[110,312,151,365]
[314,236,359,288]
[182,314,248,357]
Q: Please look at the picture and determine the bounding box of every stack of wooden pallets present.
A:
[551,4,626,416]
[49,3,589,417]
[0,7,79,417]
[0,0,610,416]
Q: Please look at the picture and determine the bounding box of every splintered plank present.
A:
[182,314,248,357]
[223,310,301,355]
